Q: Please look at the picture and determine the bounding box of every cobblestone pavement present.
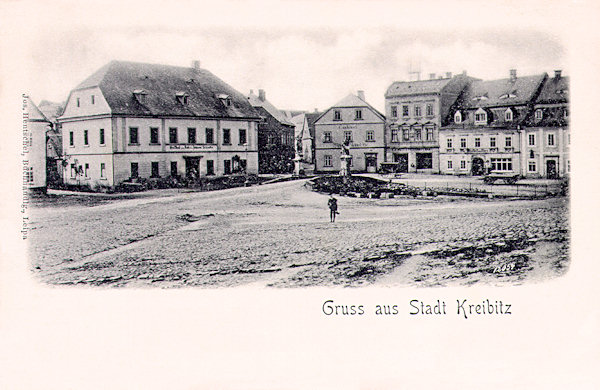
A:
[28,179,569,288]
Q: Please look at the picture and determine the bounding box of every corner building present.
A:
[314,92,385,173]
[58,61,260,188]
[384,73,475,173]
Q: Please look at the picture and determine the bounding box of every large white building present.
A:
[58,61,261,189]
[25,97,51,191]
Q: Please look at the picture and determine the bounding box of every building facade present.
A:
[25,97,51,191]
[314,91,385,173]
[247,89,296,173]
[384,73,474,173]
[520,71,569,178]
[58,61,260,189]
[439,70,547,177]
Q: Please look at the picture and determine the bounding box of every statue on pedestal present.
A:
[339,139,352,179]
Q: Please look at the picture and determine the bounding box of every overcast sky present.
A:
[13,1,572,113]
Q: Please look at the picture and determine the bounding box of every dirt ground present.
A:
[28,179,569,288]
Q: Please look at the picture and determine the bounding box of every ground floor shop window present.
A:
[100,163,106,178]
[151,161,160,178]
[324,155,332,167]
[460,160,466,170]
[206,160,214,175]
[170,161,177,177]
[130,162,139,178]
[447,160,453,169]
[416,153,433,169]
[490,158,512,171]
[224,160,231,174]
[528,161,536,172]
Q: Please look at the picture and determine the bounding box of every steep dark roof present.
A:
[73,61,260,119]
[536,75,569,104]
[247,91,294,126]
[463,74,547,108]
[305,112,322,138]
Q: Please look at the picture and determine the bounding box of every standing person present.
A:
[328,194,338,222]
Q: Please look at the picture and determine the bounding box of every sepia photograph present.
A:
[2,0,599,388]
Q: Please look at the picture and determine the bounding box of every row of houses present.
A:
[25,61,568,192]
[298,69,569,179]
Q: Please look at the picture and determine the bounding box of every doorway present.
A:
[546,159,558,179]
[393,153,409,173]
[365,153,378,173]
[184,156,201,179]
[471,157,485,176]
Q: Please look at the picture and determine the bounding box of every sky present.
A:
[8,0,577,113]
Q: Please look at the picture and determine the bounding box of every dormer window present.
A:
[474,108,487,125]
[535,109,543,120]
[471,94,488,102]
[454,111,462,123]
[504,108,513,122]
[176,92,189,105]
[133,89,147,104]
[499,91,517,99]
[217,93,231,107]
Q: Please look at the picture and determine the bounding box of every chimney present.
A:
[314,108,318,113]
[510,69,517,82]
[357,90,365,100]
[429,73,436,80]
[462,70,467,76]
[258,89,266,101]
[554,70,562,79]
[446,72,452,78]
[192,60,201,72]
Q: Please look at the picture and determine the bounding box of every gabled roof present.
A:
[305,112,322,138]
[322,93,385,120]
[536,75,569,105]
[462,73,547,108]
[38,100,65,121]
[247,91,294,126]
[27,97,50,122]
[69,60,260,119]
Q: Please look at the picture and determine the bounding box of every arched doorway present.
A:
[471,157,485,176]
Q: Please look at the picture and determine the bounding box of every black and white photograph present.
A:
[1,0,599,388]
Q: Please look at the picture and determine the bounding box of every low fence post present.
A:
[516,184,519,196]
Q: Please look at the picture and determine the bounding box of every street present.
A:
[28,179,569,288]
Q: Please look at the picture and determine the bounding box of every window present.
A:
[169,128,178,144]
[391,129,399,142]
[99,129,105,145]
[130,162,139,178]
[206,160,214,175]
[188,128,196,144]
[91,95,95,104]
[490,137,496,148]
[70,164,76,178]
[447,160,453,169]
[391,106,398,118]
[460,138,466,148]
[414,105,422,117]
[528,134,535,146]
[454,111,462,123]
[323,131,332,143]
[548,133,555,146]
[69,131,74,146]
[416,153,432,169]
[426,104,434,116]
[151,162,159,178]
[460,160,466,170]
[84,130,89,146]
[366,130,375,142]
[334,110,341,121]
[223,129,231,145]
[324,155,332,167]
[76,97,80,107]
[148,127,159,145]
[505,137,512,147]
[426,126,434,141]
[475,112,487,123]
[535,109,543,120]
[402,127,410,141]
[84,163,89,178]
[206,128,214,144]
[239,129,247,145]
[505,109,513,121]
[529,150,535,159]
[129,127,139,144]
[344,131,352,143]
[25,167,33,183]
[170,161,178,177]
[564,108,569,119]
[224,160,232,174]
[490,158,513,172]
[567,160,570,172]
[402,105,409,117]
[414,127,421,140]
[355,109,363,120]
[475,137,481,148]
[100,163,106,178]
[447,138,453,148]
